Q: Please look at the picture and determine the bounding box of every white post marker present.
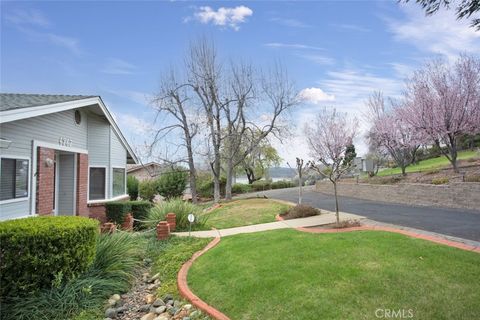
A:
[188,213,195,237]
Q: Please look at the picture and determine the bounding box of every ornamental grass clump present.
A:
[147,198,208,231]
[280,205,320,220]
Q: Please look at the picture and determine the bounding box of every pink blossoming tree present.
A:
[305,108,357,225]
[366,92,421,176]
[401,55,480,173]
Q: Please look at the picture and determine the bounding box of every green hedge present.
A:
[251,180,271,191]
[127,175,139,200]
[0,216,98,298]
[105,201,131,224]
[271,180,295,189]
[130,200,153,228]
[232,183,252,194]
[139,179,157,202]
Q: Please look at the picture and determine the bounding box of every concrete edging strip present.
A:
[177,236,231,320]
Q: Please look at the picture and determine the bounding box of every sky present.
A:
[1,1,479,166]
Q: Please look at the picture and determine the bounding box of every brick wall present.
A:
[36,147,55,215]
[76,153,89,217]
[315,181,480,211]
[88,203,107,223]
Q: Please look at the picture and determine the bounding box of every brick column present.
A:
[76,153,89,217]
[36,147,55,215]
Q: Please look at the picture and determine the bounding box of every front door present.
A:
[57,153,76,215]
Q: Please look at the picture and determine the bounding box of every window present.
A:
[89,167,106,200]
[112,168,125,197]
[74,110,82,125]
[0,158,29,201]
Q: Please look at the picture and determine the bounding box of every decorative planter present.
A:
[121,213,134,231]
[157,221,170,240]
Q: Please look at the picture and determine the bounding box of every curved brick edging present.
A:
[297,226,480,253]
[177,237,231,320]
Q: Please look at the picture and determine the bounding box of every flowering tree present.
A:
[305,108,357,225]
[365,92,421,175]
[400,55,480,173]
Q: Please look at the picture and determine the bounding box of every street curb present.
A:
[297,225,480,253]
[177,236,231,320]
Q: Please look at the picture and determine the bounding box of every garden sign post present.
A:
[188,213,195,237]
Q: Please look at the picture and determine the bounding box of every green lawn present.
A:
[377,150,478,176]
[188,229,480,320]
[202,198,291,229]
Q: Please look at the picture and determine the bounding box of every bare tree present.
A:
[151,68,200,203]
[305,108,357,226]
[287,158,306,204]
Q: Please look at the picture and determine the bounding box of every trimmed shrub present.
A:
[2,232,144,320]
[156,170,188,199]
[232,183,252,194]
[130,200,153,228]
[465,175,480,182]
[271,180,295,189]
[147,198,208,231]
[0,216,98,298]
[432,177,449,185]
[197,176,227,198]
[105,201,131,224]
[127,175,139,200]
[251,180,271,191]
[280,205,320,220]
[139,179,157,202]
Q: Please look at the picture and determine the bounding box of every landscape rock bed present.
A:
[104,260,208,320]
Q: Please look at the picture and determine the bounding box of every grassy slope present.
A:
[202,198,291,229]
[377,150,477,176]
[188,229,480,320]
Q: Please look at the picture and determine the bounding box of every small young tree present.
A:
[127,175,139,200]
[156,170,188,200]
[305,108,357,225]
[401,55,480,173]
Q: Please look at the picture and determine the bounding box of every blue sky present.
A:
[1,1,479,164]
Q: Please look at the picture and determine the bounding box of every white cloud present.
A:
[298,87,335,104]
[5,9,50,27]
[270,17,310,28]
[264,43,324,51]
[333,23,370,32]
[387,4,480,60]
[117,113,154,136]
[192,5,253,30]
[45,33,81,56]
[297,53,335,65]
[102,58,136,75]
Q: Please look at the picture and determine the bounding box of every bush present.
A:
[127,175,139,200]
[130,200,153,228]
[232,183,252,194]
[147,198,208,231]
[271,180,295,189]
[105,201,131,224]
[0,216,98,298]
[432,177,449,185]
[2,232,144,320]
[465,175,480,182]
[197,176,226,198]
[156,170,188,199]
[139,179,157,202]
[251,180,271,191]
[280,205,320,220]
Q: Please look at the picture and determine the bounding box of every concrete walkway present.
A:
[172,211,364,238]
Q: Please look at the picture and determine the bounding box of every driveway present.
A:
[253,187,480,241]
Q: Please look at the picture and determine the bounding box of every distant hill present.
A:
[268,167,296,178]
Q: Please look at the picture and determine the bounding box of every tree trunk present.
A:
[333,181,340,226]
[298,181,303,205]
[225,159,234,200]
[186,141,198,204]
[401,165,406,176]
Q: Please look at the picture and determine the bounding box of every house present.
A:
[127,162,166,181]
[0,93,138,221]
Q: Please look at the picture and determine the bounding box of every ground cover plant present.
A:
[202,198,291,229]
[376,150,477,176]
[188,229,480,320]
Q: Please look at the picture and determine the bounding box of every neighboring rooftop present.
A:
[0,93,97,112]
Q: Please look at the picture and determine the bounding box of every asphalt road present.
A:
[259,187,480,241]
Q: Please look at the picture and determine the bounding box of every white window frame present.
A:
[111,166,127,198]
[87,165,107,202]
[0,155,31,205]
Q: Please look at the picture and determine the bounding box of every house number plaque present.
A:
[58,137,73,147]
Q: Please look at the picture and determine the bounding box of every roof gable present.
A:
[0,93,138,164]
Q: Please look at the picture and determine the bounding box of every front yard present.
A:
[202,198,291,229]
[188,229,480,320]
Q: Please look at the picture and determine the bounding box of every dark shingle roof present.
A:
[0,93,97,112]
